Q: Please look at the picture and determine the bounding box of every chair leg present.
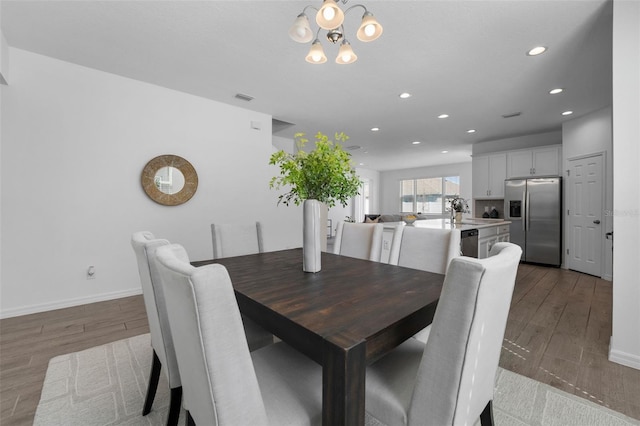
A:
[142,350,162,416]
[480,400,494,426]
[185,410,196,426]
[166,386,182,426]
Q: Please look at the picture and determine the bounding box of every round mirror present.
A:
[154,166,185,195]
[141,155,198,206]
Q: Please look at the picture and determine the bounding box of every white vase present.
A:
[455,211,463,223]
[303,199,322,273]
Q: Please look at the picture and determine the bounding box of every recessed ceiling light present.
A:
[527,46,547,56]
[438,114,449,119]
[412,141,421,145]
[549,88,563,94]
[441,150,449,154]
[399,92,412,99]
[467,129,476,134]
[562,110,573,116]
[371,127,380,132]
[359,163,365,166]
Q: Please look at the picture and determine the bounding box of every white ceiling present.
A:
[1,0,613,171]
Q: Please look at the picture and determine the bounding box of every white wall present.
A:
[0,48,302,317]
[0,15,6,308]
[610,0,640,370]
[562,106,613,279]
[380,162,472,217]
[272,135,294,154]
[0,4,8,85]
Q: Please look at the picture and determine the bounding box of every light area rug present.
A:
[34,334,639,426]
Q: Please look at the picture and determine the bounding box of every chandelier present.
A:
[288,0,383,65]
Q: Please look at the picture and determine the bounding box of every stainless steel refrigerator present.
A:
[504,177,562,266]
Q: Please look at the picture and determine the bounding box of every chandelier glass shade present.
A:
[305,39,328,64]
[289,0,383,64]
[316,0,345,30]
[336,40,357,64]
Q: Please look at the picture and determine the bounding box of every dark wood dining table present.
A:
[192,248,444,426]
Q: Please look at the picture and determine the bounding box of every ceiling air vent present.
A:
[345,145,362,151]
[234,93,254,102]
[502,112,522,118]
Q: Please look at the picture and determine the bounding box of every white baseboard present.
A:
[602,273,613,281]
[0,288,143,319]
[609,339,640,370]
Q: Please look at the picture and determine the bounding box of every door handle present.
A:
[526,191,531,231]
[522,192,526,231]
[593,220,601,224]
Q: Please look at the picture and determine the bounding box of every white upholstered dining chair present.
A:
[365,242,522,426]
[210,221,273,350]
[388,226,461,274]
[211,222,263,259]
[131,231,182,426]
[154,243,323,426]
[387,226,462,343]
[333,221,384,262]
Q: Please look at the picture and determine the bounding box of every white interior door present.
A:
[566,154,603,276]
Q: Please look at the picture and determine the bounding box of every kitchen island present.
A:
[380,218,511,261]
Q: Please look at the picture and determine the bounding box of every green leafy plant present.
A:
[269,132,361,207]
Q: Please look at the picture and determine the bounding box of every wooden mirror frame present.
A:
[141,154,198,206]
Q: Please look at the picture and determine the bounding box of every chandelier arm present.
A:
[301,5,319,14]
[343,4,368,15]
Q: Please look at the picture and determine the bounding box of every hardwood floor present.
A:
[1,264,639,425]
[500,263,640,421]
[0,296,150,425]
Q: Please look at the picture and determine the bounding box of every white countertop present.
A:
[382,218,511,231]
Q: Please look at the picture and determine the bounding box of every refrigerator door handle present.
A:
[522,192,527,231]
[526,190,531,231]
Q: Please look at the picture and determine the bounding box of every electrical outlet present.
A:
[86,266,96,280]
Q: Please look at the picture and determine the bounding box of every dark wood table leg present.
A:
[322,337,367,426]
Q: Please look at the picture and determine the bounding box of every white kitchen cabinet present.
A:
[477,224,510,259]
[507,146,561,178]
[497,223,510,243]
[472,153,507,199]
[478,236,496,259]
[478,226,497,259]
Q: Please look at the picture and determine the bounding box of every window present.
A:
[400,176,460,214]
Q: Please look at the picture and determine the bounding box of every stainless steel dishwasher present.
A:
[460,229,479,258]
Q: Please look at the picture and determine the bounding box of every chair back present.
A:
[333,222,384,261]
[388,226,461,274]
[408,242,521,426]
[130,231,181,388]
[211,222,273,351]
[155,244,269,426]
[211,222,264,259]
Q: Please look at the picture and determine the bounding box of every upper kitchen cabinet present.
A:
[506,145,562,178]
[472,153,507,199]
